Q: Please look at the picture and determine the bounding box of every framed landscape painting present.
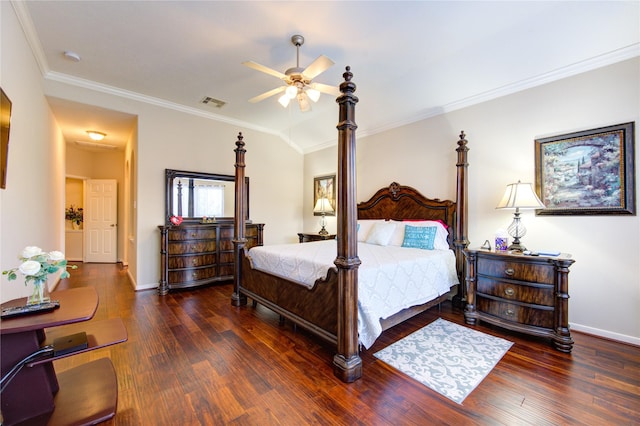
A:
[534,122,635,215]
[313,174,336,216]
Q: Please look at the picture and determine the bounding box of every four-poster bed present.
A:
[232,67,469,382]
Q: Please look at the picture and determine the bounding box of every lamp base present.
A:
[507,242,526,253]
[318,227,329,236]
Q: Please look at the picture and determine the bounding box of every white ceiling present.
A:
[16,1,640,153]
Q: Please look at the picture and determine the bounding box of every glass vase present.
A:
[27,279,51,306]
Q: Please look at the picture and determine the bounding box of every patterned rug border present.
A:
[374,318,513,404]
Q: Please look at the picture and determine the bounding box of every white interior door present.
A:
[85,179,117,263]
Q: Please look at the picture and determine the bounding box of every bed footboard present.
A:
[238,251,339,344]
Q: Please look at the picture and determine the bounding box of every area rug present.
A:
[374,318,513,404]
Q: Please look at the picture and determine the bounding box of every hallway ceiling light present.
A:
[86,130,106,141]
[75,140,117,150]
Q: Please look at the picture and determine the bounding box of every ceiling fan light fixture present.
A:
[297,93,311,112]
[285,85,298,99]
[306,88,320,102]
[86,130,106,141]
[278,93,291,108]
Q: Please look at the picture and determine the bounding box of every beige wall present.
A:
[305,58,640,345]
[1,2,67,302]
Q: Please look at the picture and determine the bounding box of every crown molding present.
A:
[11,1,49,76]
[349,44,640,146]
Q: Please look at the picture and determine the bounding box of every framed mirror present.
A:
[165,169,249,224]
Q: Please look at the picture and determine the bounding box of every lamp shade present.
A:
[314,197,334,213]
[496,181,545,210]
[306,87,320,102]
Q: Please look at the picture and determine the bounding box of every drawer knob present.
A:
[504,268,515,276]
[504,287,515,297]
[505,309,514,317]
[191,232,197,238]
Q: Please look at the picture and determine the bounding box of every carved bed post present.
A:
[232,132,247,306]
[333,66,362,382]
[453,131,470,307]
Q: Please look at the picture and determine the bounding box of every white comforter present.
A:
[247,240,458,348]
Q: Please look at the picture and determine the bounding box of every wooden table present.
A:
[1,287,127,425]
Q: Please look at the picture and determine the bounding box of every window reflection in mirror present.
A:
[165,169,248,224]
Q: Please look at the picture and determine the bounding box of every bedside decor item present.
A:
[535,122,635,215]
[2,246,76,305]
[496,181,545,252]
[169,215,183,226]
[313,197,334,235]
[495,229,508,251]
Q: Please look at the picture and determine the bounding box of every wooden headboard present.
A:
[357,182,457,248]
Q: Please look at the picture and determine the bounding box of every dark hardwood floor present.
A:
[51,263,639,425]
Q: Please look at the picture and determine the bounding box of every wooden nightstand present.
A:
[464,248,575,352]
[297,232,336,243]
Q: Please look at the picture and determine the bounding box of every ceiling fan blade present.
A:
[310,82,341,97]
[301,55,334,80]
[242,61,287,80]
[248,86,286,103]
[297,93,311,112]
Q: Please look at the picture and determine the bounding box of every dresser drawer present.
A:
[168,241,216,255]
[168,266,217,284]
[477,297,554,329]
[477,277,554,306]
[168,254,216,269]
[168,228,217,241]
[477,257,554,284]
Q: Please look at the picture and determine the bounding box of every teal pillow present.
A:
[402,225,437,250]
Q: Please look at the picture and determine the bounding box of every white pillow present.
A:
[365,221,397,246]
[391,220,450,250]
[357,220,386,242]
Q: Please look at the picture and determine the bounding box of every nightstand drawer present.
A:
[477,277,554,306]
[477,257,554,284]
[477,297,554,329]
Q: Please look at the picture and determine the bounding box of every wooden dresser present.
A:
[158,222,264,295]
[464,248,575,352]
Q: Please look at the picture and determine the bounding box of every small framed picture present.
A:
[313,174,336,216]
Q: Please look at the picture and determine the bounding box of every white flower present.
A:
[22,246,44,259]
[3,246,77,285]
[18,260,42,276]
[49,251,65,262]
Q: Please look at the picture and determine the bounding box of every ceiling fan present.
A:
[243,35,340,112]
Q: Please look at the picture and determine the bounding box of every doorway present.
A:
[84,179,118,263]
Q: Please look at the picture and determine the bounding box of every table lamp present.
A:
[495,181,545,252]
[313,197,334,235]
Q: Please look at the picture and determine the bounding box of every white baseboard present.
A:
[570,322,640,347]
[134,281,158,291]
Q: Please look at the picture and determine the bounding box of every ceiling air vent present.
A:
[200,96,226,108]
